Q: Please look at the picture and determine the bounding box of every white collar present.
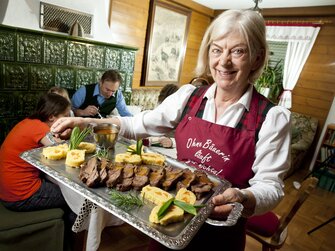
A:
[203,83,254,111]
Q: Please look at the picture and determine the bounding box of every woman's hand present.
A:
[50,117,86,139]
[210,187,254,219]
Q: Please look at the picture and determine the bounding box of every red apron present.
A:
[173,88,260,251]
[175,89,258,188]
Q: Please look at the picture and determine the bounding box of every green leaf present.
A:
[69,126,92,150]
[127,139,143,155]
[173,200,197,216]
[157,198,174,220]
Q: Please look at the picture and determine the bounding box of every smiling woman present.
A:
[50,9,291,251]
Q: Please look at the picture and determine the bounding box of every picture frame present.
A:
[142,0,191,86]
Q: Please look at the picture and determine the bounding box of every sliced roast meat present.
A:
[149,166,165,187]
[79,156,98,183]
[116,164,135,191]
[176,168,196,191]
[162,166,183,191]
[99,158,109,185]
[86,164,101,187]
[191,170,214,199]
[106,163,124,188]
[132,165,150,190]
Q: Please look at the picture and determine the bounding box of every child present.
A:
[0,93,72,214]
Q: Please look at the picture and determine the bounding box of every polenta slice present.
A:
[42,144,67,160]
[175,188,196,205]
[149,204,184,225]
[141,185,173,205]
[65,149,85,168]
[78,142,96,153]
[141,152,165,166]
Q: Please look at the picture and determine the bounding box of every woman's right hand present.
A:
[50,117,86,139]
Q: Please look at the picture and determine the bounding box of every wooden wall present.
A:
[108,0,214,89]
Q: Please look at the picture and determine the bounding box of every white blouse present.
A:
[119,83,291,215]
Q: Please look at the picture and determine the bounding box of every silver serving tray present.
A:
[20,137,241,250]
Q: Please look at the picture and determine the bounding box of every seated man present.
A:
[71,70,132,118]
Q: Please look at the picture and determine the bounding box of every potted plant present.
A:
[255,60,284,103]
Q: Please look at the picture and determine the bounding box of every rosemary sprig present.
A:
[94,148,110,159]
[109,189,144,211]
[69,126,92,150]
[127,139,143,155]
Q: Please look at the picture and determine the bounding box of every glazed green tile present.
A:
[94,70,105,83]
[87,45,104,68]
[16,92,43,116]
[67,42,86,66]
[76,69,94,89]
[0,92,16,117]
[119,72,126,91]
[17,33,42,63]
[105,47,121,70]
[120,50,135,72]
[3,63,29,90]
[0,31,15,61]
[55,67,75,90]
[30,65,54,90]
[125,73,133,92]
[44,37,66,65]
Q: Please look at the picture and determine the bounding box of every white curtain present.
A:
[266,25,320,109]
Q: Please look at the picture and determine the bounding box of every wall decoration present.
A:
[142,0,190,86]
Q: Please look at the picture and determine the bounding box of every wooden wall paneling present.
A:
[109,0,150,89]
[109,0,212,88]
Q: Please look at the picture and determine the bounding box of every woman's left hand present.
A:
[210,188,244,220]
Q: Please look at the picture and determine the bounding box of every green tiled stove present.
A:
[0,24,137,143]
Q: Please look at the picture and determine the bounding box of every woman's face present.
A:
[208,31,259,93]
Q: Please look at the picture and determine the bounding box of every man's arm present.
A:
[115,91,133,116]
[71,86,99,117]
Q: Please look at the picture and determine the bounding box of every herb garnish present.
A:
[94,148,110,159]
[109,189,144,211]
[127,139,143,155]
[157,198,174,220]
[157,198,205,219]
[69,126,92,150]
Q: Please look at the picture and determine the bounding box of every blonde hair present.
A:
[195,9,268,83]
[48,86,71,102]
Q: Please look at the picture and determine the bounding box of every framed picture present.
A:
[142,0,191,86]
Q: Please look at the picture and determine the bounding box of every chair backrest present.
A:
[273,176,318,242]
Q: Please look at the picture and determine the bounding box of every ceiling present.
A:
[192,0,335,10]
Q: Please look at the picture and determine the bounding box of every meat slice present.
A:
[161,166,183,191]
[149,166,165,187]
[176,168,196,191]
[106,163,124,188]
[79,156,98,183]
[116,164,135,191]
[99,158,109,185]
[191,170,214,199]
[132,165,150,190]
[86,164,101,188]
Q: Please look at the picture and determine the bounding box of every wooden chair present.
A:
[246,177,318,251]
